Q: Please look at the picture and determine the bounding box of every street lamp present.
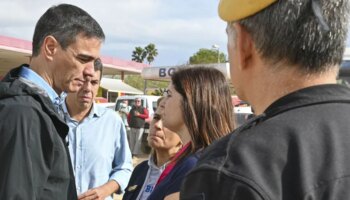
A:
[212,44,220,63]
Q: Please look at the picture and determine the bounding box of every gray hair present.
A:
[229,0,349,74]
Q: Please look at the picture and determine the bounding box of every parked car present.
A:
[96,102,115,110]
[339,59,350,84]
[234,106,253,127]
[115,95,161,122]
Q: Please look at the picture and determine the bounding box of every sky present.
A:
[0,0,349,67]
[0,0,228,67]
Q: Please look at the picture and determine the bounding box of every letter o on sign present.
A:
[168,68,176,76]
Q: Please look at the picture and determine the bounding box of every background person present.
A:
[128,97,149,156]
[119,99,131,129]
[154,66,236,200]
[64,59,133,200]
[0,4,104,199]
[181,0,350,199]
[123,97,183,200]
[119,99,132,146]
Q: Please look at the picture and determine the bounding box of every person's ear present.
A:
[42,36,59,61]
[234,23,254,71]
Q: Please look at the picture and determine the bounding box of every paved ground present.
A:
[114,154,149,200]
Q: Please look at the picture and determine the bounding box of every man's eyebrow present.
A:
[77,53,96,61]
[153,113,161,119]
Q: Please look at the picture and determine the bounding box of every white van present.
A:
[96,102,115,110]
[234,106,253,127]
[115,95,161,123]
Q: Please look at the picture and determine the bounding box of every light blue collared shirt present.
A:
[18,66,61,104]
[62,102,133,198]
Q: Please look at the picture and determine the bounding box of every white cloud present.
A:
[0,0,348,66]
[0,0,227,66]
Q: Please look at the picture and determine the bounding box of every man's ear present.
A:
[42,36,59,61]
[234,23,254,71]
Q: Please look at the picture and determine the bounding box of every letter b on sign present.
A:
[159,68,167,77]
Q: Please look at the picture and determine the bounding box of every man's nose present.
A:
[154,120,163,129]
[83,61,95,78]
[82,79,92,91]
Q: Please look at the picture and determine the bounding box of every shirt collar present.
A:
[18,65,63,104]
[147,154,169,170]
[90,102,103,117]
[62,101,103,120]
[264,84,350,117]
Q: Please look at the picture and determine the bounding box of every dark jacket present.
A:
[0,66,77,200]
[123,152,199,200]
[128,106,148,128]
[181,84,350,200]
[123,161,149,200]
[148,152,200,200]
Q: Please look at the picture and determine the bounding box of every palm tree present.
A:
[145,43,158,65]
[131,47,146,63]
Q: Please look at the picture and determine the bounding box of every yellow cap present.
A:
[218,0,278,22]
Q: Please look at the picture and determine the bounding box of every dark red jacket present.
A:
[128,105,149,128]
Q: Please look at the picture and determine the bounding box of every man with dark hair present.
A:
[181,0,350,199]
[128,98,149,156]
[63,59,132,200]
[0,4,105,199]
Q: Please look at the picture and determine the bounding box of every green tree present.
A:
[151,88,167,96]
[124,75,144,91]
[131,46,147,63]
[131,43,159,93]
[145,43,158,64]
[189,48,226,64]
[124,75,169,94]
[131,43,158,64]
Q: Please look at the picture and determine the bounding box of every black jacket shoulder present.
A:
[181,85,350,200]
[0,66,76,200]
[123,160,149,200]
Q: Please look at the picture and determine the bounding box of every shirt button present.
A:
[77,165,81,169]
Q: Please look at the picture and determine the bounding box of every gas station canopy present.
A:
[0,35,148,77]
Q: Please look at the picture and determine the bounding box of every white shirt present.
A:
[137,156,169,200]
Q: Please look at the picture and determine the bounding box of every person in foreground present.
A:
[160,66,236,200]
[63,59,132,200]
[0,4,104,199]
[180,0,350,200]
[123,97,183,200]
